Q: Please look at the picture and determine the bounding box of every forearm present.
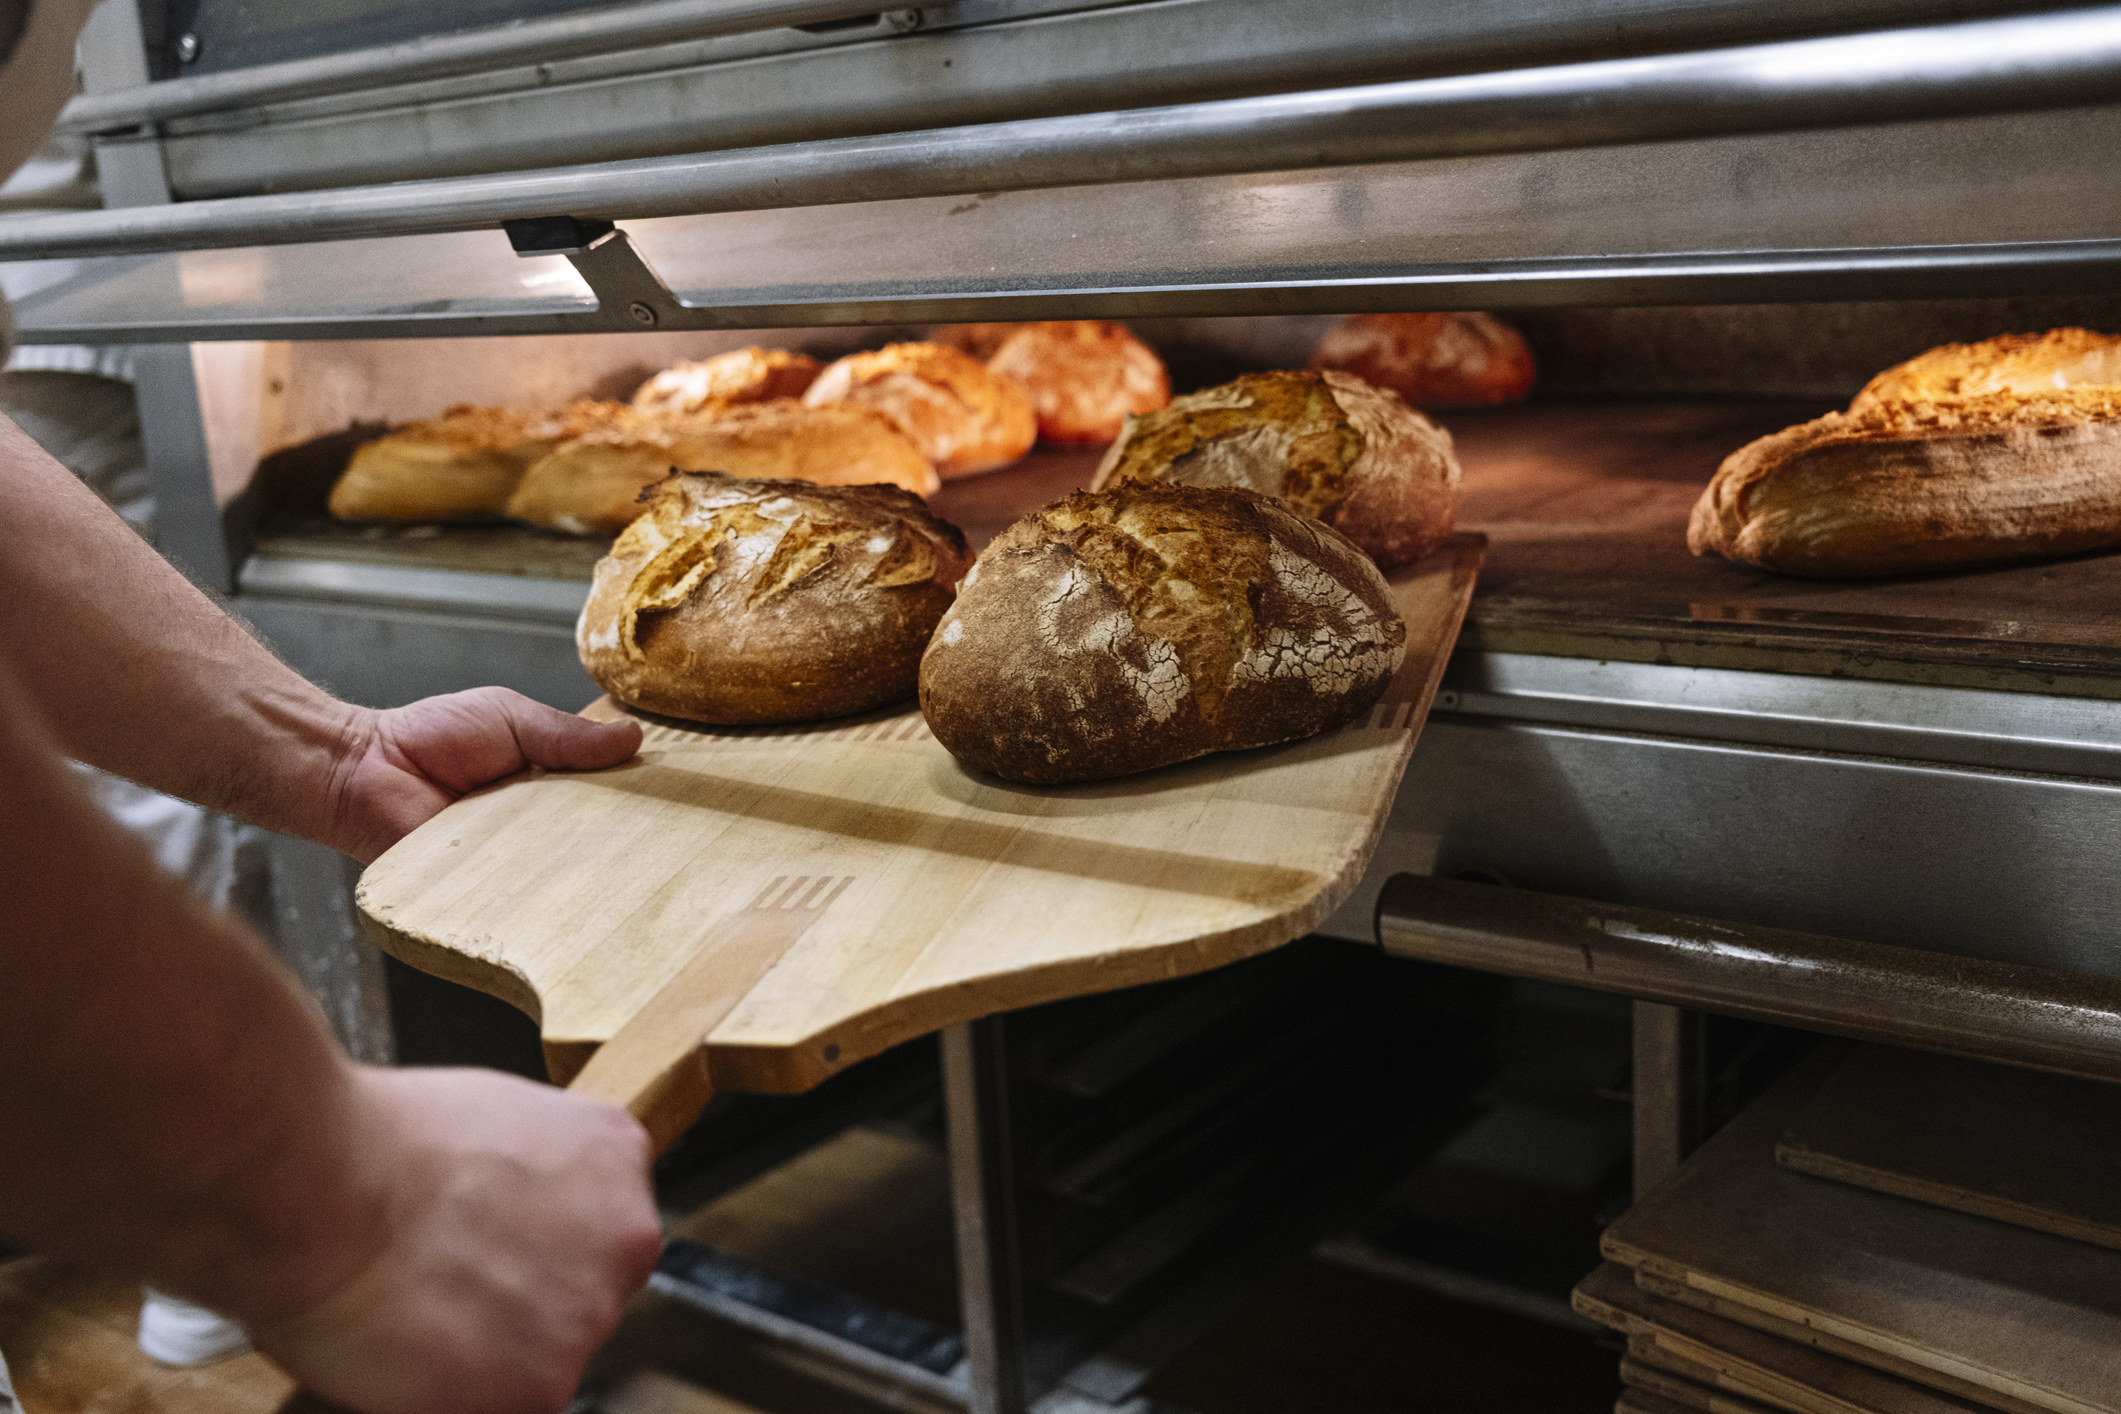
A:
[0,654,387,1325]
[0,413,364,841]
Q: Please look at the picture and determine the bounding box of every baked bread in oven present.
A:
[508,401,938,536]
[919,483,1405,783]
[631,347,821,415]
[1687,388,2121,577]
[1310,312,1536,408]
[326,402,615,521]
[1852,328,2121,411]
[1089,369,1459,568]
[802,342,1036,478]
[932,321,1170,443]
[578,471,971,724]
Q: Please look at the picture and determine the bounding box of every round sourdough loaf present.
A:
[803,342,1036,477]
[932,321,1170,443]
[1310,312,1536,407]
[631,346,821,415]
[579,471,971,723]
[1852,328,2121,411]
[1090,369,1459,568]
[1688,389,2121,577]
[919,484,1406,784]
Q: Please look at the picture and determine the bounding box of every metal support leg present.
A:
[942,1018,1029,1414]
[264,832,395,1064]
[1631,1001,1705,1200]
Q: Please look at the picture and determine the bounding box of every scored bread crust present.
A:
[631,347,821,415]
[579,471,971,724]
[919,483,1406,784]
[1851,328,2121,411]
[802,342,1036,478]
[508,401,939,536]
[1310,312,1536,408]
[1089,369,1459,568]
[327,401,620,521]
[1687,390,2121,577]
[933,321,1171,443]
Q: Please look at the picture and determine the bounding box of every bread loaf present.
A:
[1687,389,2121,577]
[579,471,971,724]
[631,347,820,415]
[508,401,938,536]
[1310,312,1536,407]
[1090,370,1459,568]
[327,402,614,521]
[1852,328,2121,411]
[932,321,1170,443]
[802,342,1036,478]
[919,484,1405,783]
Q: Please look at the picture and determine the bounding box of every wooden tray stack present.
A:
[1573,1045,2121,1414]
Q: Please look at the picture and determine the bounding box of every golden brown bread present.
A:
[802,342,1036,478]
[578,471,971,724]
[1852,328,2121,411]
[326,402,617,521]
[919,483,1406,784]
[1089,369,1460,568]
[1310,312,1536,407]
[507,401,939,536]
[630,346,821,415]
[931,321,1170,443]
[1687,389,2121,577]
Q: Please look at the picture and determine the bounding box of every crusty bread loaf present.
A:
[920,484,1405,783]
[802,342,1036,478]
[1089,369,1459,568]
[932,321,1170,443]
[1687,388,2121,577]
[327,402,616,521]
[579,471,971,724]
[631,346,820,415]
[1852,328,2121,411]
[508,401,938,536]
[1310,312,1536,408]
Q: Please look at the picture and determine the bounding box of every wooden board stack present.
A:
[1574,1047,2121,1414]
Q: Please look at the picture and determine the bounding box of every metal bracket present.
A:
[502,216,682,330]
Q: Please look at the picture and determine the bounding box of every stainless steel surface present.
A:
[944,1019,1030,1414]
[24,98,2121,341]
[11,8,2121,261]
[1439,653,2121,781]
[57,0,900,133]
[1629,1003,1703,1199]
[1377,875,2121,1082]
[147,0,2056,202]
[132,347,236,593]
[264,833,395,1065]
[238,556,591,625]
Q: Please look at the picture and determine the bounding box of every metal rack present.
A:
[12,1,2121,1409]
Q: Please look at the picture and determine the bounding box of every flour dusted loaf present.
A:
[1310,312,1536,408]
[1852,328,2121,411]
[328,402,614,521]
[803,342,1036,477]
[932,321,1170,443]
[919,484,1406,783]
[509,401,938,535]
[1090,370,1459,568]
[1688,388,2121,577]
[579,471,971,724]
[631,346,820,415]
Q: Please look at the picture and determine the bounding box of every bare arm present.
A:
[0,413,638,860]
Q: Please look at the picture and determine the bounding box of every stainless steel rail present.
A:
[1375,874,2121,1082]
[54,0,896,134]
[11,5,2121,261]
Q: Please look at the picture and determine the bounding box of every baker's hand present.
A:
[327,687,641,862]
[251,1066,663,1414]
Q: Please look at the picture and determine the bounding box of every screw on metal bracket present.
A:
[628,301,659,327]
[886,9,923,32]
[175,32,200,63]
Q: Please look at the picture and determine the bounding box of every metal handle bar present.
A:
[57,0,894,134]
[10,5,2121,261]
[1377,873,2121,1082]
